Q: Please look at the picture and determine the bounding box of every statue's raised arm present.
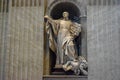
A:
[44,15,60,33]
[44,15,53,23]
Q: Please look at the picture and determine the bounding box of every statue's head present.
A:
[63,12,69,18]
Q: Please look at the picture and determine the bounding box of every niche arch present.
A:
[47,0,83,23]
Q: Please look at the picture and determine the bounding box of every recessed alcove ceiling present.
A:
[50,2,80,22]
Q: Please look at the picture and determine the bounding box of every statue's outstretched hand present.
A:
[44,15,49,19]
[44,15,53,23]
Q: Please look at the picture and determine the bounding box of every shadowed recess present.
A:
[50,2,80,23]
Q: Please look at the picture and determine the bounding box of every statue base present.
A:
[43,75,87,80]
[51,64,74,75]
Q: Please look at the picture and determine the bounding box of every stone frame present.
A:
[43,0,87,75]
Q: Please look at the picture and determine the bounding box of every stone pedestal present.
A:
[43,75,87,80]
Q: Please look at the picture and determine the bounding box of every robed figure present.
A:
[44,12,81,66]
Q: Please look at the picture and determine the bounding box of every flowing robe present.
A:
[46,19,81,65]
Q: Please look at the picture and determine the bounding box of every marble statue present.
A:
[44,12,87,75]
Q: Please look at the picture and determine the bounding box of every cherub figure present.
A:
[62,56,88,75]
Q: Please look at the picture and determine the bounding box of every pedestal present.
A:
[43,75,87,80]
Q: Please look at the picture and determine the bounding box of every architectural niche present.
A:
[44,0,87,75]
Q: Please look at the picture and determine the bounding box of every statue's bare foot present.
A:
[63,64,72,71]
[62,65,68,71]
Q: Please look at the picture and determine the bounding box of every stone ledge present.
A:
[43,75,87,80]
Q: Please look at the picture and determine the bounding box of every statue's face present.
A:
[63,12,69,18]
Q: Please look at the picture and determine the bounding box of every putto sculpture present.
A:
[44,12,87,75]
